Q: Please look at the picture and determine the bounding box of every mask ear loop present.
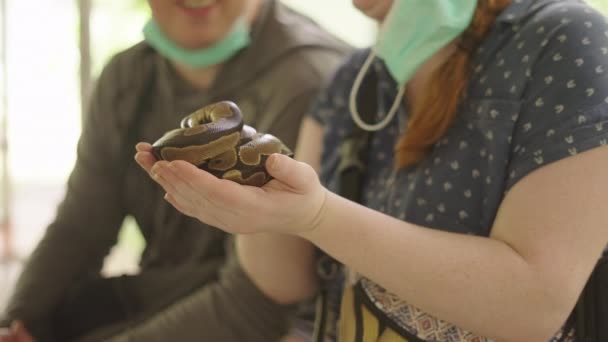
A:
[349,49,406,132]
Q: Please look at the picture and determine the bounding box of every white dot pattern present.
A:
[308,1,608,341]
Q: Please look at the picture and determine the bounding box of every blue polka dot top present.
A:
[309,0,608,340]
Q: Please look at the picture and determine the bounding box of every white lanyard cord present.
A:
[349,49,405,132]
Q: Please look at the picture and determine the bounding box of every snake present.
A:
[152,101,293,187]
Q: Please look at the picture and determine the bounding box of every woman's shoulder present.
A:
[531,0,605,22]
[486,0,607,61]
[517,0,607,39]
[471,0,607,98]
[489,0,608,189]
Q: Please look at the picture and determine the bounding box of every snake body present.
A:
[152,101,293,187]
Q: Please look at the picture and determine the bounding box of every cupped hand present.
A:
[134,142,327,235]
[0,321,34,342]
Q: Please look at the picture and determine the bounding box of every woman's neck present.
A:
[406,41,458,101]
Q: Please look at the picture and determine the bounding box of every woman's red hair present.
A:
[395,0,512,168]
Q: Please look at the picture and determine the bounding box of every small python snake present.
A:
[152,101,293,187]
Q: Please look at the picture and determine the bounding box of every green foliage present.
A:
[90,0,150,77]
[588,0,608,13]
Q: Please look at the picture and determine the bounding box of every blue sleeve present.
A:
[506,3,608,189]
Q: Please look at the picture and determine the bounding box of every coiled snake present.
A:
[152,101,293,187]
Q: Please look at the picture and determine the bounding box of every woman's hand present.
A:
[134,142,328,235]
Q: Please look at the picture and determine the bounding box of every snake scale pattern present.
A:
[152,101,293,187]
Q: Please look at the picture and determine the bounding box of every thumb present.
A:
[266,153,318,192]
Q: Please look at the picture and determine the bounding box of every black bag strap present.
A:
[336,63,379,203]
[576,273,595,342]
[312,57,380,342]
[573,253,608,342]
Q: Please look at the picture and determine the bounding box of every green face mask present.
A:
[376,0,478,86]
[143,18,251,69]
[349,0,477,131]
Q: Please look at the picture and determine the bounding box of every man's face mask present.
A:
[143,17,250,69]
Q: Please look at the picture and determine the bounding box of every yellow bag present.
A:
[338,285,410,342]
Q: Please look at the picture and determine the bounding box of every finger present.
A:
[169,160,259,210]
[168,160,217,186]
[163,193,196,217]
[167,161,225,199]
[166,161,268,231]
[152,161,202,199]
[152,162,222,219]
[135,142,153,153]
[165,191,232,231]
[167,161,238,213]
[148,162,183,196]
[265,154,318,193]
[134,152,157,173]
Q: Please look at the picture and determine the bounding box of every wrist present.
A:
[298,188,333,241]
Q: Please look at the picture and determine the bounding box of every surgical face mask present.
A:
[143,17,251,69]
[350,0,477,132]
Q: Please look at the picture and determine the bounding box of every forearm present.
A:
[236,233,318,304]
[300,191,570,342]
[235,114,324,305]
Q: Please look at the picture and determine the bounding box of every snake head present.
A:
[179,101,241,128]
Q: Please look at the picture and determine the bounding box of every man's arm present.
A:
[85,238,294,342]
[2,57,130,340]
